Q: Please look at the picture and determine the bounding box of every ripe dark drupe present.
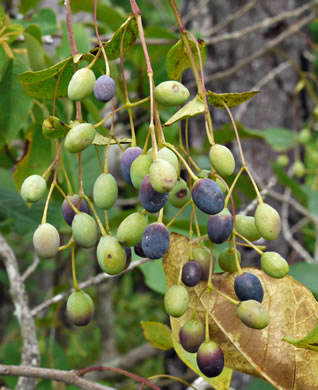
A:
[192,179,224,215]
[234,272,264,302]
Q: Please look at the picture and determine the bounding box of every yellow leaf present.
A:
[163,233,318,390]
[141,321,173,351]
[206,90,260,108]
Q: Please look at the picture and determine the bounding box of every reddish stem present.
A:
[129,0,141,15]
[77,366,160,390]
[65,0,77,57]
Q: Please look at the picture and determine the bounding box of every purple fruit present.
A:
[182,261,202,287]
[207,209,233,244]
[196,341,224,378]
[179,319,205,353]
[139,175,168,213]
[94,75,116,103]
[134,242,146,258]
[192,179,224,215]
[193,247,211,281]
[62,195,88,226]
[234,272,264,303]
[124,246,132,269]
[120,147,142,185]
[142,222,170,259]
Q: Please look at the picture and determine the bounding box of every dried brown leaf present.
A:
[163,233,318,390]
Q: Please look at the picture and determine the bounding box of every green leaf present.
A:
[19,0,41,13]
[13,123,53,191]
[24,24,42,43]
[0,58,33,142]
[0,46,9,82]
[0,5,5,28]
[32,8,57,35]
[24,31,46,70]
[246,378,275,390]
[141,321,173,350]
[56,21,90,61]
[140,259,167,295]
[206,90,260,108]
[247,127,296,151]
[3,24,24,43]
[163,95,205,127]
[97,15,138,61]
[172,334,233,389]
[166,39,205,80]
[289,263,318,299]
[273,164,308,205]
[283,323,318,352]
[93,133,132,146]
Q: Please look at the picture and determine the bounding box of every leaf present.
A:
[166,39,206,80]
[0,5,5,28]
[163,233,318,390]
[19,0,41,13]
[247,127,296,152]
[140,259,167,295]
[3,24,24,43]
[0,46,9,82]
[283,323,318,352]
[0,58,33,143]
[93,133,132,146]
[56,21,90,61]
[289,263,318,300]
[13,123,53,191]
[32,8,57,36]
[141,321,173,350]
[163,95,205,127]
[24,31,46,70]
[172,334,233,390]
[206,90,260,108]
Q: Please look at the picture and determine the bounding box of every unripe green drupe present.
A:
[164,284,189,318]
[72,213,98,248]
[68,68,96,101]
[21,175,47,203]
[64,123,96,153]
[155,81,190,106]
[66,290,94,326]
[93,173,118,210]
[261,251,289,278]
[33,223,60,259]
[254,203,281,240]
[209,144,235,177]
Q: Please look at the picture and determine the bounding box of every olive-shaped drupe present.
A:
[155,81,190,106]
[62,194,88,226]
[237,300,270,329]
[234,272,264,303]
[68,68,96,101]
[192,179,224,215]
[94,75,116,103]
[33,223,60,259]
[164,284,189,317]
[254,203,281,241]
[67,290,94,326]
[21,175,47,203]
[196,341,224,378]
[117,211,148,247]
[97,236,126,275]
[139,175,168,213]
[261,251,289,278]
[64,123,96,153]
[181,261,202,287]
[179,319,205,353]
[209,144,235,177]
[207,208,233,244]
[142,222,170,259]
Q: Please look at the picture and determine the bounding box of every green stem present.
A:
[163,142,198,181]
[41,182,56,224]
[211,286,240,305]
[71,243,79,291]
[166,199,192,228]
[80,193,106,236]
[235,230,264,255]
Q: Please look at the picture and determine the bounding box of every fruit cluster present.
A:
[19,7,290,380]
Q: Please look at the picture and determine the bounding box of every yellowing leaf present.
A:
[141,321,173,351]
[166,39,206,80]
[172,334,233,390]
[163,95,205,127]
[163,233,318,390]
[93,133,131,146]
[206,90,260,109]
[283,323,318,352]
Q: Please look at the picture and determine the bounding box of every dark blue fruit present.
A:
[139,175,168,213]
[196,341,224,378]
[192,179,224,215]
[179,319,205,353]
[207,209,233,244]
[134,242,146,258]
[124,246,132,269]
[182,261,202,287]
[142,222,170,259]
[120,147,142,185]
[234,272,264,303]
[94,75,116,102]
[62,195,88,226]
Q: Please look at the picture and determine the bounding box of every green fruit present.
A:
[254,203,281,241]
[97,236,126,275]
[293,161,305,178]
[276,154,289,168]
[42,116,70,139]
[72,213,98,248]
[215,178,227,194]
[237,300,270,329]
[209,144,235,177]
[154,81,190,106]
[192,247,210,281]
[261,251,289,278]
[164,284,189,318]
[235,215,261,242]
[149,159,177,193]
[117,211,148,247]
[33,223,60,258]
[158,147,179,171]
[298,128,311,144]
[311,150,318,164]
[64,123,96,153]
[66,290,94,326]
[130,154,152,189]
[67,68,96,101]
[218,247,241,273]
[21,175,47,203]
[93,173,118,209]
[168,178,191,208]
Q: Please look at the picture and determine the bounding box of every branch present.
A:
[0,364,115,390]
[0,234,40,390]
[202,12,315,85]
[31,257,153,317]
[206,1,317,44]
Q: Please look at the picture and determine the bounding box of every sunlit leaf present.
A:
[141,321,173,350]
[166,39,206,80]
[283,323,318,352]
[140,259,167,295]
[163,95,205,127]
[93,133,131,146]
[163,233,318,389]
[172,334,233,390]
[206,90,260,108]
